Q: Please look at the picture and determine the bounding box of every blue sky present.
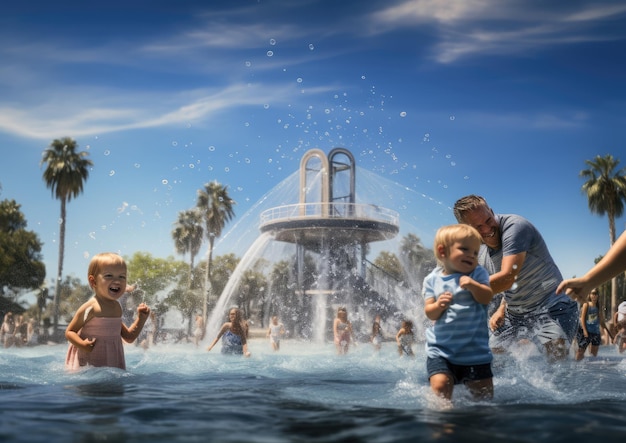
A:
[1,0,625,293]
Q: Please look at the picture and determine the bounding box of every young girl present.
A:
[333,307,355,355]
[65,252,151,370]
[267,316,285,351]
[423,224,494,401]
[575,289,607,360]
[207,307,251,357]
[396,319,415,357]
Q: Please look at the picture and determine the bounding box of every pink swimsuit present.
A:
[65,316,126,370]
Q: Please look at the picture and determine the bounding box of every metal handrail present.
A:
[260,203,399,227]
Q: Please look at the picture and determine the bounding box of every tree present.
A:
[373,251,404,281]
[126,252,185,339]
[399,233,436,291]
[172,209,204,335]
[0,199,45,296]
[208,253,240,304]
[55,275,91,324]
[125,252,184,305]
[40,137,92,335]
[196,181,236,322]
[172,209,204,290]
[580,154,626,314]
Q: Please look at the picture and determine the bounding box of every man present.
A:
[453,195,578,362]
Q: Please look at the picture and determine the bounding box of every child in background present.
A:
[65,252,151,370]
[423,224,494,401]
[193,313,205,347]
[333,307,355,355]
[575,289,607,360]
[1,312,15,348]
[396,319,415,356]
[207,307,251,357]
[371,315,384,352]
[267,316,286,351]
[614,321,626,354]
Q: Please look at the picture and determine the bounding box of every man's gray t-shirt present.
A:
[480,213,571,315]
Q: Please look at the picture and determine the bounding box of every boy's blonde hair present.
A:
[88,252,127,282]
[433,224,482,266]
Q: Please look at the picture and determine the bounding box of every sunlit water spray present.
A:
[205,149,446,343]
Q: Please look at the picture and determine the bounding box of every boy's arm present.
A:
[459,275,493,304]
[424,293,452,320]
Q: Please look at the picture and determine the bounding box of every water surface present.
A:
[1,339,625,442]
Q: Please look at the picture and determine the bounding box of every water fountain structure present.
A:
[207,147,423,342]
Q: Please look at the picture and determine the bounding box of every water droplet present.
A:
[134,163,141,168]
[296,77,303,83]
[245,61,251,67]
[267,50,274,57]
[172,141,178,147]
[224,167,230,172]
[361,75,366,80]
[208,146,215,152]
[269,38,276,46]
[103,149,110,156]
[89,232,96,240]
[162,179,169,185]
[189,164,195,169]
[512,264,518,270]
[263,104,270,109]
[450,115,456,121]
[400,111,407,117]
[109,170,115,176]
[308,43,315,50]
[245,158,251,164]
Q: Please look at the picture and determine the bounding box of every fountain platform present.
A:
[260,202,399,250]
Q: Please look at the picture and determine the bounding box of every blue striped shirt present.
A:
[422,265,492,365]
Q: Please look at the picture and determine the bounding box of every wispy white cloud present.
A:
[370,0,492,25]
[459,109,590,131]
[0,1,620,142]
[0,82,335,140]
[367,0,626,63]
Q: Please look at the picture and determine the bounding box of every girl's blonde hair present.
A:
[433,224,482,266]
[88,252,127,282]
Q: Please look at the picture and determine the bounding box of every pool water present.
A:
[1,338,626,442]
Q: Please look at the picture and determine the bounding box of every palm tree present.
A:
[580,154,626,314]
[40,137,93,336]
[173,209,204,283]
[172,209,204,335]
[196,181,236,322]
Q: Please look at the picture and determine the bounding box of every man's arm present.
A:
[489,252,526,294]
